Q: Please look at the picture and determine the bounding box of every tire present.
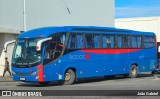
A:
[63,69,76,85]
[151,71,155,74]
[123,74,129,78]
[151,70,157,74]
[128,65,138,78]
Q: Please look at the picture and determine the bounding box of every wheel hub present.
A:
[65,73,71,81]
[131,68,136,76]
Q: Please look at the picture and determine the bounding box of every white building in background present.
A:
[115,16,160,41]
[0,0,114,75]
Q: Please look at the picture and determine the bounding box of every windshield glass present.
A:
[12,38,43,67]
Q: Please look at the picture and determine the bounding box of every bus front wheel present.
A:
[63,69,76,85]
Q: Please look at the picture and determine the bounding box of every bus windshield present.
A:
[12,38,43,67]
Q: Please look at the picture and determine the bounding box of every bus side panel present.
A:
[60,50,130,79]
[43,63,58,81]
[141,48,156,71]
[43,47,156,81]
[128,48,156,72]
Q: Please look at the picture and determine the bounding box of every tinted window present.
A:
[76,34,83,48]
[127,36,131,48]
[124,35,129,48]
[94,35,100,48]
[137,36,142,48]
[144,36,155,48]
[85,34,93,48]
[102,35,107,48]
[68,34,76,48]
[102,35,115,48]
[131,36,137,48]
[109,35,115,48]
[117,35,123,48]
[68,34,84,49]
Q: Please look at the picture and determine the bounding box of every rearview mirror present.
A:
[4,40,16,53]
[36,37,52,51]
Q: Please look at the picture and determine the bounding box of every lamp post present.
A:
[62,0,71,14]
[23,0,26,32]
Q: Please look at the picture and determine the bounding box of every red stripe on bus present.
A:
[80,49,141,54]
[37,64,44,82]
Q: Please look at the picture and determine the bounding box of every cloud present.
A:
[116,6,160,18]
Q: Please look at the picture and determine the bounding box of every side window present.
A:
[61,34,66,45]
[76,34,83,48]
[68,33,84,49]
[131,36,137,48]
[144,36,155,48]
[109,35,115,48]
[102,35,107,48]
[102,35,115,48]
[85,34,93,48]
[124,35,129,48]
[44,33,66,65]
[129,35,142,48]
[117,35,123,48]
[137,36,142,48]
[127,36,131,48]
[94,35,100,48]
[68,34,76,48]
[52,33,65,44]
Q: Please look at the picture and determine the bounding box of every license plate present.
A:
[20,78,25,81]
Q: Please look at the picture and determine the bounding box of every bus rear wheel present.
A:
[128,65,138,78]
[63,69,76,85]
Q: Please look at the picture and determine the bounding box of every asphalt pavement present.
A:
[0,73,160,99]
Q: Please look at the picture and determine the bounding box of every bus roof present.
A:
[18,26,155,38]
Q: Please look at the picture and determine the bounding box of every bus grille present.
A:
[15,72,31,76]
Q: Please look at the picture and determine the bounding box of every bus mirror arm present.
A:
[36,37,52,51]
[4,40,16,53]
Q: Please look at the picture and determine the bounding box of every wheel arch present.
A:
[64,67,76,74]
[130,63,139,72]
[63,67,77,80]
[131,63,138,66]
[131,63,138,68]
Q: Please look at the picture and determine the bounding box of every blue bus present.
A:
[8,26,156,85]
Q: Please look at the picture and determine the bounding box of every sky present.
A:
[115,0,160,18]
